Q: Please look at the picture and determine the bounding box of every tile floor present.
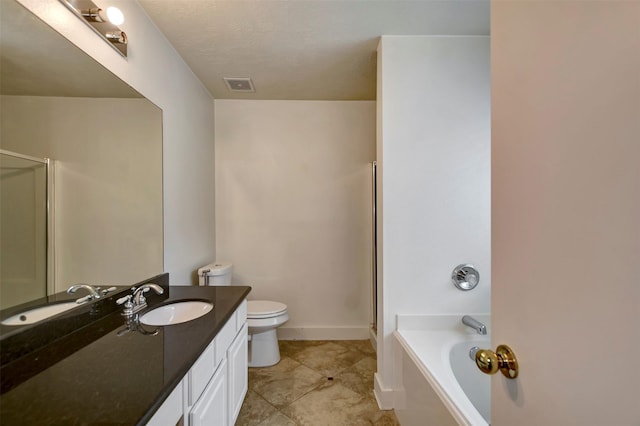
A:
[236,340,400,426]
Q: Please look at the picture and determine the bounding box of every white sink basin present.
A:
[140,301,213,326]
[1,302,79,326]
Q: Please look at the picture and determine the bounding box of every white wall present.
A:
[376,36,490,406]
[16,0,216,285]
[1,96,163,292]
[492,2,639,424]
[215,100,376,339]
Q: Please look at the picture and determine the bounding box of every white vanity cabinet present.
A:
[146,300,248,426]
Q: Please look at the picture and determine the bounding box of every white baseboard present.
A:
[277,326,370,341]
[369,327,377,353]
[374,372,395,410]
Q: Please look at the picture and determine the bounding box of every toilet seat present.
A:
[247,300,287,319]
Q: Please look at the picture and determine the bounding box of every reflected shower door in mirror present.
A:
[0,151,51,309]
[0,0,163,316]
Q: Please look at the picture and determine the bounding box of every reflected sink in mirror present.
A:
[140,300,213,326]
[1,302,80,326]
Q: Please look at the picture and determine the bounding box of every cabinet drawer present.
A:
[188,339,216,406]
[215,315,236,363]
[146,379,183,426]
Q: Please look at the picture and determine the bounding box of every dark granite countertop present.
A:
[0,282,251,425]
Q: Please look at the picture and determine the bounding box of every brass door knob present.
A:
[475,344,518,379]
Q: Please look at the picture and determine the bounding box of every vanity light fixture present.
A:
[105,30,127,44]
[58,0,128,57]
[81,6,124,25]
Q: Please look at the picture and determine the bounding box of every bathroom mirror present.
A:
[0,0,163,313]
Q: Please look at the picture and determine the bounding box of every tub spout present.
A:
[462,315,487,335]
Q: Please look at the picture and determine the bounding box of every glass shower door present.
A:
[0,150,49,309]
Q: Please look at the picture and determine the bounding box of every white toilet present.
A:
[197,262,289,367]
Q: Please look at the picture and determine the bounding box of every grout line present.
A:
[242,390,281,426]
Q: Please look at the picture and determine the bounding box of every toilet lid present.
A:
[247,300,287,318]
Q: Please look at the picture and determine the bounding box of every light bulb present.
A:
[105,7,124,25]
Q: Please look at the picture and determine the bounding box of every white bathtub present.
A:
[394,315,491,426]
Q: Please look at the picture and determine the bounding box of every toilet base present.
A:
[248,328,280,367]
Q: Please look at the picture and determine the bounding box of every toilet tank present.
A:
[197,262,233,286]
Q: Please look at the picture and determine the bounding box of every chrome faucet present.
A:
[67,284,101,302]
[118,283,164,317]
[462,315,487,335]
[133,283,164,307]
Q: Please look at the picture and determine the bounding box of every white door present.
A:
[492,1,639,425]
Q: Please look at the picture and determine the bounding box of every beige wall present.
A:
[492,1,639,424]
[215,100,375,339]
[1,96,163,292]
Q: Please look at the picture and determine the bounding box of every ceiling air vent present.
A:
[224,77,255,92]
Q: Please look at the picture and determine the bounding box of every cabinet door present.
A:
[190,359,227,426]
[146,380,184,426]
[227,323,248,425]
[188,337,217,408]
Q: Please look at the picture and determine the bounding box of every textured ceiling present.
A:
[0,0,142,98]
[138,0,490,100]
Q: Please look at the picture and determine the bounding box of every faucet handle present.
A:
[133,287,150,305]
[116,295,132,305]
[101,286,117,296]
[451,264,480,291]
[75,295,93,304]
[117,294,135,316]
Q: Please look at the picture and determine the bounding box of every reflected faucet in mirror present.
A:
[67,284,100,302]
[67,284,118,303]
